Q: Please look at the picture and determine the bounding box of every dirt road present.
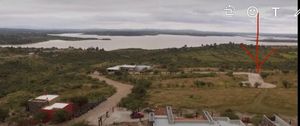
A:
[62,73,133,126]
[234,72,276,88]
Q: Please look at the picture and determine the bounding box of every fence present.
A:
[97,106,117,126]
[73,97,107,118]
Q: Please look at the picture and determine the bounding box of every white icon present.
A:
[272,7,280,17]
[224,5,235,16]
[295,9,300,17]
[247,6,259,17]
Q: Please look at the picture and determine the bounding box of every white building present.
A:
[35,94,59,102]
[107,64,151,73]
[28,94,59,113]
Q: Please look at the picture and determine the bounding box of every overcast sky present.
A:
[0,0,297,34]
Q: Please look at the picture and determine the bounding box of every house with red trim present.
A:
[41,103,74,123]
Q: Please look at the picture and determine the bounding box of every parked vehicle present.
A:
[130,111,144,119]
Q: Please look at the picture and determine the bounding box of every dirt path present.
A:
[234,72,276,88]
[61,73,133,126]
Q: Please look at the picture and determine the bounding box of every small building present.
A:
[107,64,151,74]
[149,106,245,126]
[107,65,121,73]
[261,114,291,126]
[41,103,74,123]
[28,95,59,113]
[135,65,151,72]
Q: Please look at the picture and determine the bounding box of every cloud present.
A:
[0,0,297,33]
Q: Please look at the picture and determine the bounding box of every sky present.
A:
[0,0,298,34]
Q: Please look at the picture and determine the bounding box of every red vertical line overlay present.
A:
[240,44,256,62]
[258,48,277,72]
[255,13,260,73]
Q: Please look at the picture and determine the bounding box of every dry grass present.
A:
[151,73,248,88]
[146,88,297,116]
[131,70,297,117]
[264,71,297,87]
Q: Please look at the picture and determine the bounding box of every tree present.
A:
[70,96,88,107]
[0,108,9,122]
[52,110,69,123]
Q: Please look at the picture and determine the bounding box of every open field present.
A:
[263,71,298,88]
[147,88,297,116]
[128,71,297,117]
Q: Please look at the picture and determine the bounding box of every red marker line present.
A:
[240,44,256,62]
[259,48,277,70]
[255,13,260,73]
[240,13,276,73]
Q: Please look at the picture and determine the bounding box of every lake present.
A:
[0,33,297,51]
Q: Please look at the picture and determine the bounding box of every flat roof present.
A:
[35,95,59,101]
[107,66,121,70]
[150,107,245,126]
[107,64,151,71]
[120,64,136,68]
[43,103,69,110]
[154,117,244,126]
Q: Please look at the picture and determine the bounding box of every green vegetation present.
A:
[220,109,239,119]
[33,111,47,123]
[194,80,214,88]
[0,47,116,124]
[260,72,269,79]
[0,29,97,45]
[52,110,70,123]
[251,114,263,126]
[0,108,9,122]
[119,79,152,111]
[69,96,89,107]
[0,43,297,123]
[264,71,297,88]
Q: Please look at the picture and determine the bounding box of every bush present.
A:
[70,96,88,107]
[0,108,9,122]
[220,109,239,119]
[183,113,194,118]
[282,80,292,88]
[119,79,152,111]
[226,71,233,77]
[260,72,269,79]
[251,115,263,126]
[194,80,206,88]
[33,111,47,123]
[282,70,290,74]
[52,110,70,123]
